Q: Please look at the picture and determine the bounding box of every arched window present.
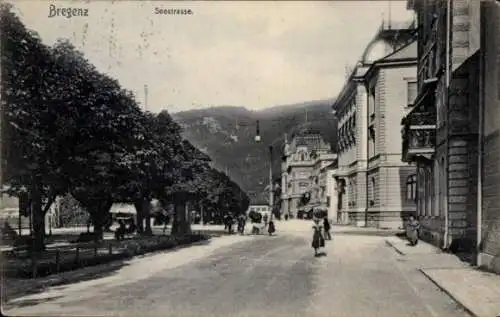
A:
[301,152,305,161]
[406,174,417,201]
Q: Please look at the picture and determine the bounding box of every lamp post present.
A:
[254,120,275,221]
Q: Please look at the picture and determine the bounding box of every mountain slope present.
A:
[171,100,338,203]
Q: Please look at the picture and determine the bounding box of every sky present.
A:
[11,0,414,113]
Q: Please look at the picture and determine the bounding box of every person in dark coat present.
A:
[323,217,331,240]
[268,220,276,236]
[311,218,325,256]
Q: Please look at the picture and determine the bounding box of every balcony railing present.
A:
[402,127,436,162]
[402,111,436,163]
[404,112,436,126]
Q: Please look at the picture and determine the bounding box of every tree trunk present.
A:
[171,192,191,236]
[134,201,145,234]
[86,203,111,242]
[30,186,45,252]
[31,184,45,251]
[89,205,111,242]
[136,198,152,236]
[200,202,204,225]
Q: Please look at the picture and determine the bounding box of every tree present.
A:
[1,4,70,250]
[48,41,148,241]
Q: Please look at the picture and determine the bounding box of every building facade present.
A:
[306,152,338,220]
[479,0,500,272]
[403,0,500,271]
[280,130,333,218]
[333,21,418,229]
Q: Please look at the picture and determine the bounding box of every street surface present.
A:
[3,221,471,317]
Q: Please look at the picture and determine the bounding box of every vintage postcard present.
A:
[1,0,499,316]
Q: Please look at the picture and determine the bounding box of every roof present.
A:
[333,20,416,112]
[249,204,269,207]
[110,203,136,214]
[378,39,417,62]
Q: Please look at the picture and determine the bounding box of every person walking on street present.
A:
[406,215,420,246]
[323,217,331,240]
[237,214,246,235]
[268,219,276,236]
[311,218,325,256]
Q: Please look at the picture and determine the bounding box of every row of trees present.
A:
[0,3,249,251]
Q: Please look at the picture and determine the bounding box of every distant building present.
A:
[306,152,338,221]
[333,20,418,229]
[280,130,333,218]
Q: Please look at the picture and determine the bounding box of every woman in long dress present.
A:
[311,218,325,256]
[406,215,420,246]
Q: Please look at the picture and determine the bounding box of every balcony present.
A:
[402,112,436,163]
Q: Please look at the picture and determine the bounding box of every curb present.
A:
[419,269,478,317]
[384,239,405,255]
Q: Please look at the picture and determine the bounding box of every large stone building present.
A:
[332,20,418,229]
[280,130,333,218]
[402,0,500,272]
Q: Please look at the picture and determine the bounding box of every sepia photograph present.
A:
[1,0,499,316]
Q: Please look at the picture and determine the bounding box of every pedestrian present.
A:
[311,218,325,256]
[223,214,229,231]
[237,214,246,235]
[323,217,331,240]
[406,215,420,246]
[268,219,276,236]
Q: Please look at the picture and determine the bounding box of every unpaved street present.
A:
[3,222,471,317]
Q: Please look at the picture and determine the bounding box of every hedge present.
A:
[3,234,209,279]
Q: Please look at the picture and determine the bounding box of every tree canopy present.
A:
[1,4,249,248]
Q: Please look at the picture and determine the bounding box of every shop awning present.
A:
[110,203,136,215]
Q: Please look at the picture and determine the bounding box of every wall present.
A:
[367,64,417,228]
[480,0,500,273]
[380,66,418,155]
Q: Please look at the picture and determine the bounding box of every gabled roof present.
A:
[378,39,417,62]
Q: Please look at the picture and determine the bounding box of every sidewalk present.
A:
[385,236,500,317]
[421,268,500,317]
[385,236,442,255]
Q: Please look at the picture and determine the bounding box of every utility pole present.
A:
[144,84,148,111]
[388,0,392,29]
[269,145,273,221]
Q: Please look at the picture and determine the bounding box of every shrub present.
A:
[5,234,210,278]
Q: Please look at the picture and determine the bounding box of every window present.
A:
[369,89,376,117]
[368,126,376,157]
[406,174,417,201]
[370,177,376,206]
[407,81,418,105]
